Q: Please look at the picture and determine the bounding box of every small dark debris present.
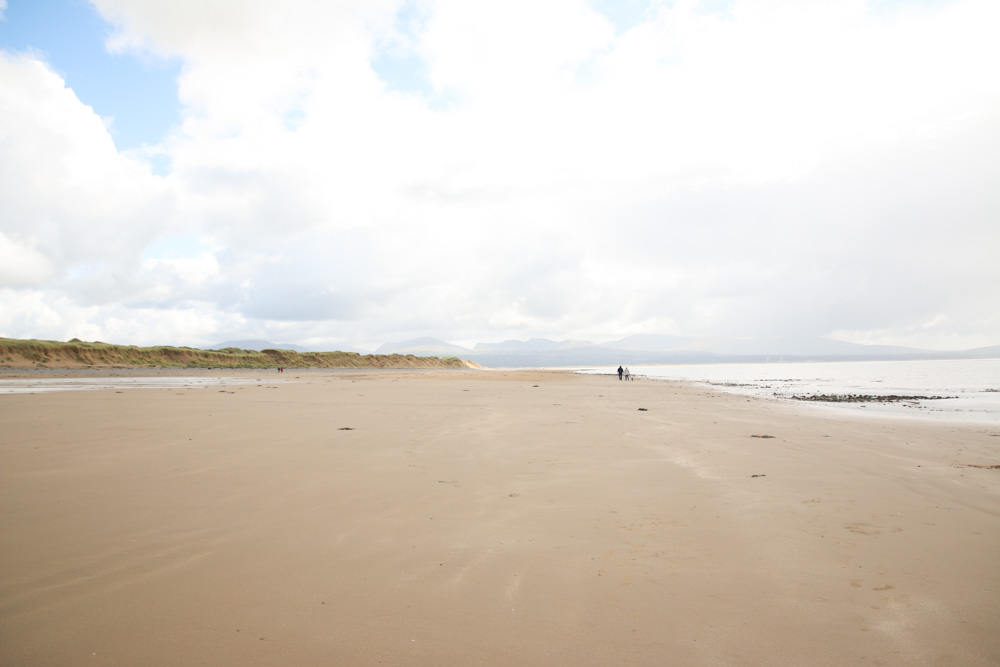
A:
[751,434,775,439]
[751,474,767,478]
[638,408,648,411]
[338,427,355,431]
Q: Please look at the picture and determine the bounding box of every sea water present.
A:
[582,359,1000,424]
[0,376,269,394]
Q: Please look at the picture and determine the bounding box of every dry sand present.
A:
[1,369,998,666]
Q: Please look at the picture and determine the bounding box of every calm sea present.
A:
[580,359,1000,424]
[0,376,268,394]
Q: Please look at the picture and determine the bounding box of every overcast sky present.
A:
[1,0,997,352]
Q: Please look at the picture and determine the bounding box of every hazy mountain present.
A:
[961,344,1000,358]
[365,335,1000,367]
[679,337,928,357]
[462,347,722,367]
[209,340,368,354]
[473,338,594,352]
[458,335,999,367]
[601,334,697,351]
[210,339,307,352]
[375,337,472,356]
[590,335,930,357]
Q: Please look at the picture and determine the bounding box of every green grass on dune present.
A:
[0,337,469,369]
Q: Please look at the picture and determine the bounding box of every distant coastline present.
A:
[376,335,1000,368]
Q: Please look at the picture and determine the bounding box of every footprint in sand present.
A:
[845,523,881,535]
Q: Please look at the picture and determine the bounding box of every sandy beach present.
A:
[1,369,998,666]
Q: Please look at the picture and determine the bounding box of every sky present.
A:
[0,0,998,352]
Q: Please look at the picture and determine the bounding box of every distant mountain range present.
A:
[208,339,370,354]
[473,338,594,352]
[210,339,309,352]
[212,336,1000,367]
[373,336,469,356]
[373,336,1000,367]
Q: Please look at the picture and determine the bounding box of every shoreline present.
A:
[617,359,1000,427]
[2,370,998,665]
[2,362,997,429]
[0,365,996,426]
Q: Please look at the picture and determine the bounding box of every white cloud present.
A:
[0,231,53,287]
[0,287,245,346]
[0,52,174,277]
[419,0,614,98]
[1,0,998,349]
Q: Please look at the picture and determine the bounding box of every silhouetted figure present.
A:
[617,365,624,381]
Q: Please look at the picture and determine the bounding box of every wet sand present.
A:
[1,369,998,665]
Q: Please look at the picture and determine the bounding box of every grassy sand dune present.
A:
[0,337,472,370]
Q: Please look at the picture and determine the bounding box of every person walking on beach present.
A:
[617,365,624,381]
[624,367,631,381]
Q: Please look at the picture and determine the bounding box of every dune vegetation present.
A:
[0,337,471,370]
